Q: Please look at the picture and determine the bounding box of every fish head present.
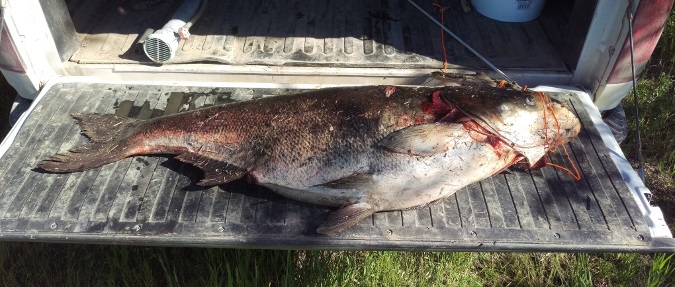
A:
[440,87,581,166]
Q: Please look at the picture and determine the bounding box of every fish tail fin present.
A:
[38,113,142,173]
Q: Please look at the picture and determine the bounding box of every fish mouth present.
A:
[437,87,582,165]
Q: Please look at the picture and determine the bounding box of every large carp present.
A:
[38,85,581,234]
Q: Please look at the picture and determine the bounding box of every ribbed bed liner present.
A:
[67,0,567,70]
[0,82,656,251]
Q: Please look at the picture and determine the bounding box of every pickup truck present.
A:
[0,0,673,251]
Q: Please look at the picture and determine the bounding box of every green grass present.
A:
[1,243,672,286]
[623,73,675,177]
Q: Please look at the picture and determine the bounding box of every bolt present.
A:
[132,224,142,232]
[554,233,560,239]
[387,229,393,235]
[637,234,645,241]
[470,231,477,237]
[218,226,225,232]
[50,223,58,229]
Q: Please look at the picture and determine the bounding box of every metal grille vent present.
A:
[144,37,172,63]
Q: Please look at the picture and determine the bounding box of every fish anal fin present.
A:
[404,197,447,211]
[378,123,459,156]
[174,153,246,186]
[317,202,375,235]
[315,173,374,190]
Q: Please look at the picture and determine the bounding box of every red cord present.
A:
[536,92,581,181]
[432,1,449,72]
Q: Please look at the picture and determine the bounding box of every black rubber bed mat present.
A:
[67,0,567,71]
[0,82,659,251]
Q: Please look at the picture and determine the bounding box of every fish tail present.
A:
[38,113,142,173]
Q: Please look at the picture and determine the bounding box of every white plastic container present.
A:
[471,0,547,22]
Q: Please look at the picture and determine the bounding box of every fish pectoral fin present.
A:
[316,202,375,235]
[315,173,374,190]
[174,152,246,186]
[377,123,458,156]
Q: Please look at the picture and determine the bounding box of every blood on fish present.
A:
[438,108,463,122]
[459,118,509,157]
[397,115,411,127]
[414,116,428,124]
[384,86,397,97]
[432,91,451,116]
[530,156,547,169]
[420,102,434,115]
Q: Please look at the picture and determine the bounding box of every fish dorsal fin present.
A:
[315,173,374,190]
[316,202,375,235]
[377,123,459,156]
[174,152,246,186]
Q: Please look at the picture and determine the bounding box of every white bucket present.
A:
[471,0,547,22]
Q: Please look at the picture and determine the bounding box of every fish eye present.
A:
[525,96,535,106]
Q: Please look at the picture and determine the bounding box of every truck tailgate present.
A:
[0,79,670,251]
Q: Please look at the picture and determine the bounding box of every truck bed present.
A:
[65,0,568,72]
[0,80,670,251]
